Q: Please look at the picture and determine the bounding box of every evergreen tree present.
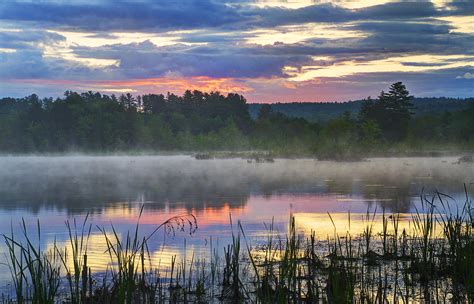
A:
[359,82,414,141]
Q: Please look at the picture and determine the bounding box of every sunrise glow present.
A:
[1,1,473,101]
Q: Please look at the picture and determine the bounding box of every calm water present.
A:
[0,155,472,292]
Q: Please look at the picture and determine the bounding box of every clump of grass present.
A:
[362,207,377,257]
[3,219,61,304]
[437,186,474,301]
[410,189,439,291]
[96,207,197,304]
[3,223,25,304]
[56,215,92,304]
[2,207,197,304]
[221,215,245,302]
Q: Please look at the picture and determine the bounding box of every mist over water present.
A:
[0,155,472,292]
[0,155,471,213]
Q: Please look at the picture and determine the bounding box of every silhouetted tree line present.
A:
[0,83,473,154]
[249,97,474,122]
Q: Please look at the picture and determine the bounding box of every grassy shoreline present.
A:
[0,148,472,159]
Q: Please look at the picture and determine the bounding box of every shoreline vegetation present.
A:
[0,82,473,161]
[1,189,473,303]
[0,152,472,165]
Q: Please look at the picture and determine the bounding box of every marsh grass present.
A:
[1,188,473,303]
[57,215,92,304]
[3,219,61,304]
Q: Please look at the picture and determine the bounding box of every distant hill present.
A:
[249,97,474,122]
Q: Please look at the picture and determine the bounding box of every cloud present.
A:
[0,1,244,32]
[70,41,312,79]
[252,2,442,28]
[353,21,451,35]
[0,0,473,100]
[446,2,474,16]
[456,72,474,79]
[0,29,115,80]
[1,76,253,98]
[244,66,474,102]
[0,1,455,33]
[0,29,65,50]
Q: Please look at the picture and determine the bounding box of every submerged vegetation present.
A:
[0,82,473,158]
[2,189,473,303]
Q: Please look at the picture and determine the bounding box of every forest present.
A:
[248,97,474,122]
[0,82,473,157]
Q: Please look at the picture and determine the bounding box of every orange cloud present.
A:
[97,76,253,95]
[5,76,254,96]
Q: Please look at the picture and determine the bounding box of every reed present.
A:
[55,215,92,304]
[3,219,61,304]
[3,223,25,304]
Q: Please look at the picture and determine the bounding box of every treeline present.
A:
[0,82,473,156]
[0,90,252,152]
[249,97,474,122]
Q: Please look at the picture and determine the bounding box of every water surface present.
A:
[0,155,472,293]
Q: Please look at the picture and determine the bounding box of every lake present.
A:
[0,155,472,294]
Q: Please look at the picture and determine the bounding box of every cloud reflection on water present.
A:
[0,156,472,290]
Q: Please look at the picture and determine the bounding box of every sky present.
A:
[0,0,473,102]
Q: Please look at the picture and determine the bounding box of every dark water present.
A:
[0,155,472,292]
